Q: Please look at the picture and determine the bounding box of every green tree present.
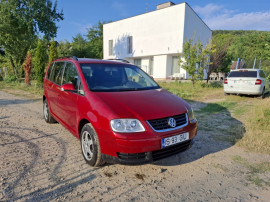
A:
[71,34,89,58]
[0,0,63,78]
[180,38,213,87]
[33,40,48,83]
[58,40,72,57]
[207,34,233,82]
[49,39,58,64]
[86,21,105,59]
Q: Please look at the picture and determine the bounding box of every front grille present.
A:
[148,113,187,131]
[152,140,191,161]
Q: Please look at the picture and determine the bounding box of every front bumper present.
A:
[102,139,194,165]
[97,118,197,165]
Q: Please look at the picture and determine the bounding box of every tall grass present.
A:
[0,80,43,97]
[236,99,270,154]
[158,80,223,101]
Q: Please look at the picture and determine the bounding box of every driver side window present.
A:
[63,62,84,95]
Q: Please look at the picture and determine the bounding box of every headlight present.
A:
[187,108,195,121]
[110,119,145,133]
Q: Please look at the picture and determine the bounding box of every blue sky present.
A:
[55,0,270,42]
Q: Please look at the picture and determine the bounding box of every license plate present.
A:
[161,132,189,148]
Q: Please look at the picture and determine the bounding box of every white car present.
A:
[224,69,270,98]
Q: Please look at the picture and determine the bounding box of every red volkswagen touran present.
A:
[43,56,198,166]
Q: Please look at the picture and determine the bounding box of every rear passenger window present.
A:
[47,63,55,79]
[49,62,65,85]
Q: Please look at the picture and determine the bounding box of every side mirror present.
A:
[61,83,76,92]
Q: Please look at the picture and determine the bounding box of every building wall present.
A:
[103,3,186,60]
[103,2,212,80]
[183,4,212,46]
[153,55,167,79]
[183,4,212,79]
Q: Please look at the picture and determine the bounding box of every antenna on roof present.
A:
[145,3,148,12]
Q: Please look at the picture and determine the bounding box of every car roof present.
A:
[231,69,261,72]
[53,57,131,65]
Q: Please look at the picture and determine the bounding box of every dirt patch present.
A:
[0,91,270,201]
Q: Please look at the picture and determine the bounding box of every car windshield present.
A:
[80,63,160,92]
[228,71,257,78]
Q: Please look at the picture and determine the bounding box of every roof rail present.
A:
[107,58,130,63]
[56,56,78,61]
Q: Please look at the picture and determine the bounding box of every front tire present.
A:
[80,123,104,167]
[43,99,56,123]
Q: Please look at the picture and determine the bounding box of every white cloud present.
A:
[70,22,92,35]
[194,3,223,18]
[194,4,270,31]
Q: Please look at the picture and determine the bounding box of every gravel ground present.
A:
[0,90,270,201]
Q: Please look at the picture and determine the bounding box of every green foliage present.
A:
[58,40,72,57]
[33,40,48,83]
[49,39,58,64]
[0,0,63,77]
[86,21,105,59]
[57,21,105,59]
[71,34,90,58]
[213,30,270,71]
[180,38,214,87]
[211,33,233,74]
[201,81,223,88]
[3,75,17,83]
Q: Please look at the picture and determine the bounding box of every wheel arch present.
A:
[78,119,90,138]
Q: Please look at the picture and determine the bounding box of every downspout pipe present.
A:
[253,58,256,69]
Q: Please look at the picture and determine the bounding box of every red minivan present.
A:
[43,56,198,166]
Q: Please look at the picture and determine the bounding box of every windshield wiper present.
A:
[118,88,139,91]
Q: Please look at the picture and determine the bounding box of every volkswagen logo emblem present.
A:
[168,118,176,128]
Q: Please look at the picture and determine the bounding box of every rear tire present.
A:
[43,99,56,123]
[259,88,265,99]
[80,123,104,167]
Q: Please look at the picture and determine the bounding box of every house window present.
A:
[109,40,113,56]
[172,56,180,75]
[149,57,154,76]
[134,59,141,68]
[127,36,133,54]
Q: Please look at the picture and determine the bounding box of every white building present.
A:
[103,2,212,79]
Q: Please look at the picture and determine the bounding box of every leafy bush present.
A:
[4,75,17,83]
[209,81,223,88]
[200,81,223,88]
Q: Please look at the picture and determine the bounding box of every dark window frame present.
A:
[109,40,113,56]
[127,36,133,54]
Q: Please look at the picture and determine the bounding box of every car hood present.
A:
[94,88,189,120]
